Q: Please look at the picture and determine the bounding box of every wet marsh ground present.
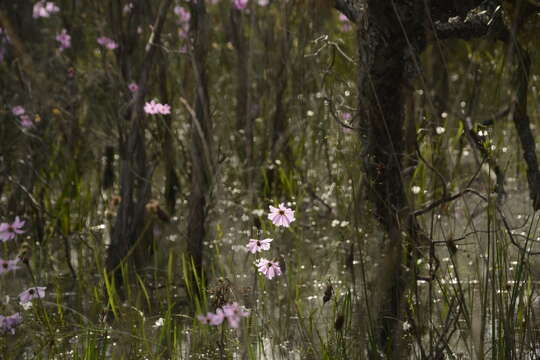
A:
[3,2,540,359]
[4,126,540,359]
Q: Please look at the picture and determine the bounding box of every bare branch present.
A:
[433,2,509,41]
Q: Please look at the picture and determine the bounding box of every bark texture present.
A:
[106,0,172,290]
[186,0,213,279]
[357,1,425,357]
[508,4,540,210]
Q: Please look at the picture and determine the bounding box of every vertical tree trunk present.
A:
[510,39,540,210]
[357,1,425,357]
[265,13,291,198]
[187,0,213,279]
[230,9,251,165]
[106,0,172,290]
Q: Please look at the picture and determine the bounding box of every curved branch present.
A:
[509,41,540,209]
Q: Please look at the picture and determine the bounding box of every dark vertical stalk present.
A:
[229,8,250,159]
[106,0,172,289]
[230,7,259,204]
[357,1,425,357]
[510,41,540,209]
[102,145,115,190]
[186,0,213,279]
[265,10,291,198]
[158,55,180,214]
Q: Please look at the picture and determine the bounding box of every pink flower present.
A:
[128,82,139,93]
[256,258,282,279]
[339,14,352,32]
[12,106,25,116]
[174,6,190,39]
[156,103,171,115]
[106,41,118,50]
[196,309,225,326]
[246,238,272,253]
[97,36,118,50]
[341,23,352,32]
[338,14,349,22]
[209,308,225,325]
[233,0,249,10]
[144,100,171,115]
[12,107,34,128]
[0,216,25,241]
[144,100,157,114]
[341,112,352,122]
[0,258,20,275]
[45,1,60,13]
[197,312,213,324]
[257,0,269,5]
[33,4,49,18]
[174,6,191,23]
[20,115,34,128]
[267,203,295,227]
[18,287,46,304]
[178,26,189,39]
[0,313,22,335]
[33,1,59,18]
[222,302,250,328]
[198,304,249,328]
[96,36,107,45]
[55,29,71,51]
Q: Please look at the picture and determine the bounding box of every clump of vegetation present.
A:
[2,0,540,359]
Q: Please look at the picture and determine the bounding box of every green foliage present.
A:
[3,1,540,359]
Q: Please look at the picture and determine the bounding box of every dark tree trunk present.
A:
[105,0,172,291]
[107,119,153,288]
[509,32,540,209]
[335,0,540,356]
[230,8,252,170]
[186,0,213,280]
[265,14,292,198]
[357,1,425,357]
